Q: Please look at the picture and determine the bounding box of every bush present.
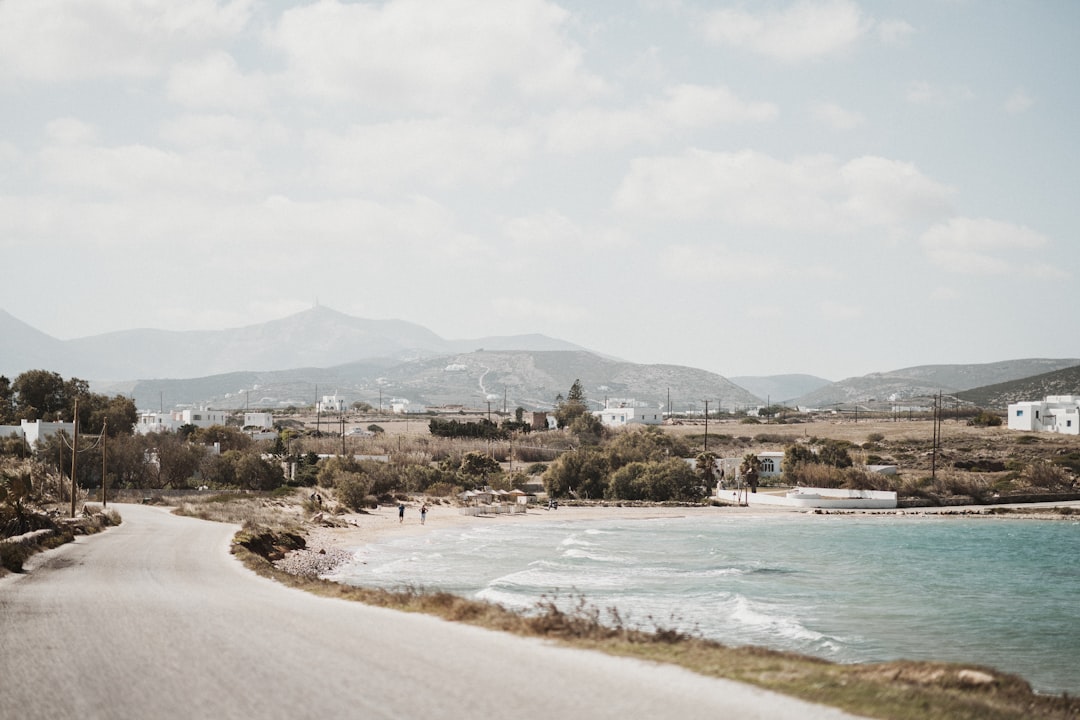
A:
[1022,461,1069,489]
[968,410,1003,427]
[784,462,846,488]
[0,541,30,573]
[336,473,374,510]
[866,432,885,444]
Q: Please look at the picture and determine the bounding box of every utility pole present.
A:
[101,418,108,509]
[69,399,79,518]
[702,399,710,452]
[931,392,941,481]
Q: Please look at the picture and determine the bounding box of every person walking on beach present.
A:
[420,504,428,525]
[398,503,405,523]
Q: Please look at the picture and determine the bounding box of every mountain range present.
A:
[2,307,1076,412]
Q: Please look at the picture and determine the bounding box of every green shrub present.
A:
[336,473,374,511]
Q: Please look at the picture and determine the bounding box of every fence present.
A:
[459,504,527,516]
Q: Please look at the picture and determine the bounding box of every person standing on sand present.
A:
[398,503,405,523]
[420,504,428,525]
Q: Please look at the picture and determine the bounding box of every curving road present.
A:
[0,504,864,720]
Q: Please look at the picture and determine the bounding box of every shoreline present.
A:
[280,498,1080,577]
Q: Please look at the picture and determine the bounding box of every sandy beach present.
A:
[289,497,1080,575]
[302,500,1080,557]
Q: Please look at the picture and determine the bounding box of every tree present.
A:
[568,412,604,444]
[192,425,251,452]
[543,447,608,499]
[739,453,761,493]
[12,370,66,420]
[818,441,853,468]
[86,395,138,436]
[459,451,501,480]
[696,451,718,486]
[152,433,205,489]
[234,453,282,491]
[0,375,14,424]
[554,379,589,428]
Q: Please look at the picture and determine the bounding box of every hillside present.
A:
[0,306,590,380]
[118,350,761,412]
[728,374,832,403]
[958,365,1080,408]
[793,358,1080,408]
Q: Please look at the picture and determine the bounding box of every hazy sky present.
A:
[2,0,1077,381]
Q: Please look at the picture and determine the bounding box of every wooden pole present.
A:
[102,418,108,509]
[70,399,79,518]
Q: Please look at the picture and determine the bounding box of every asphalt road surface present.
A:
[1,504,865,720]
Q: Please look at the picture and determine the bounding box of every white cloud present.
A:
[703,0,868,62]
[819,300,863,320]
[38,132,263,200]
[920,217,1058,275]
[45,118,99,145]
[0,0,253,82]
[660,243,839,283]
[614,149,954,231]
[839,156,954,227]
[303,120,535,192]
[489,296,586,326]
[544,84,776,153]
[166,52,268,111]
[811,101,864,130]
[1004,88,1034,115]
[158,114,288,150]
[268,0,604,111]
[876,18,915,44]
[906,81,975,105]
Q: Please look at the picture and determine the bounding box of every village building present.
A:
[0,419,76,447]
[135,407,230,435]
[1007,395,1080,435]
[595,402,664,427]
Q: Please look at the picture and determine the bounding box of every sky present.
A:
[2,0,1078,381]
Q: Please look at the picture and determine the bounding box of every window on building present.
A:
[1016,410,1024,417]
[760,458,775,472]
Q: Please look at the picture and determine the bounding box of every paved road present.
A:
[1,504,864,720]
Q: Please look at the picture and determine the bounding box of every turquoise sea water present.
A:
[332,513,1080,694]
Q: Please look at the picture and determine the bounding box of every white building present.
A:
[317,395,346,414]
[135,407,230,435]
[1007,395,1080,435]
[0,419,77,447]
[243,412,274,430]
[596,403,664,427]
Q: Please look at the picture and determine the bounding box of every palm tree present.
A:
[738,453,761,504]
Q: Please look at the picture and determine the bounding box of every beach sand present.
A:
[285,497,1080,576]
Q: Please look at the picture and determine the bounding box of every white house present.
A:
[135,407,230,435]
[317,395,346,414]
[1007,395,1080,435]
[596,404,664,427]
[243,412,274,430]
[0,419,76,447]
